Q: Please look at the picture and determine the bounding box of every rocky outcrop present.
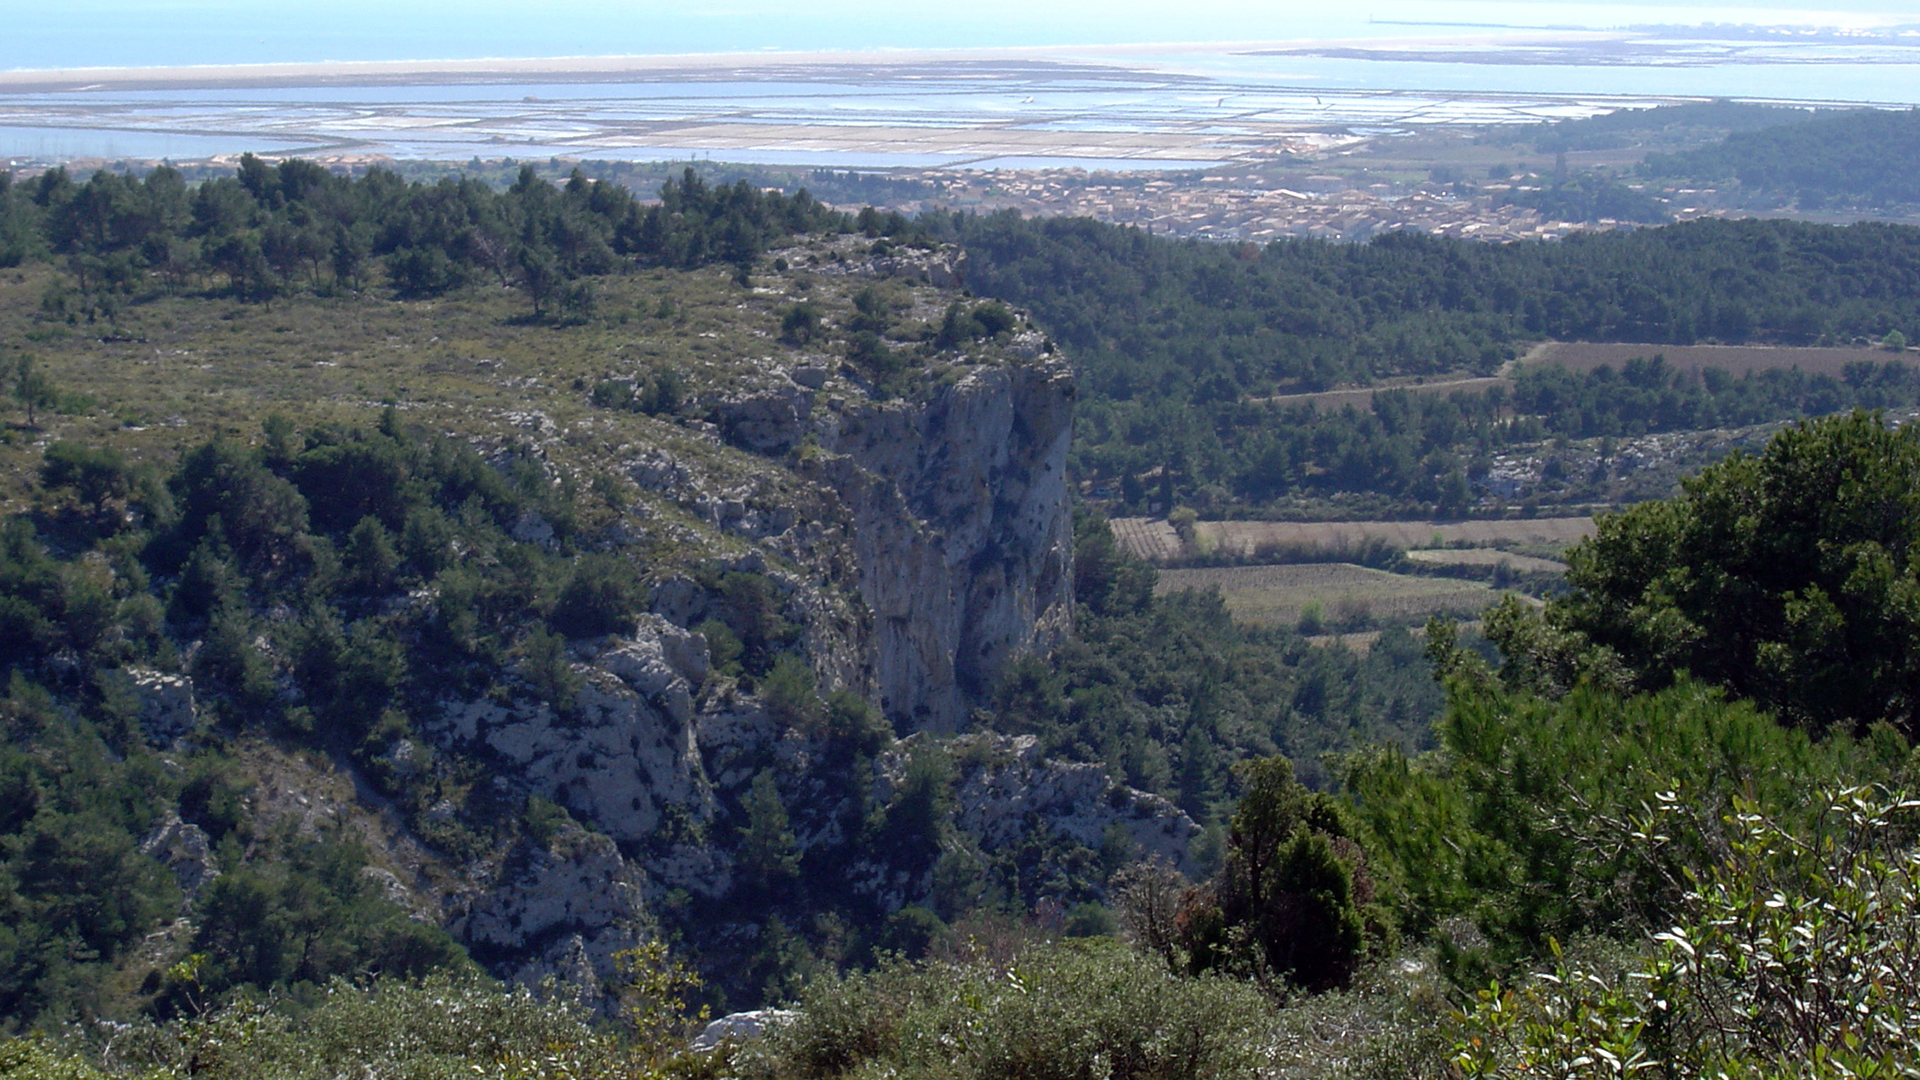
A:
[430,620,717,844]
[866,248,968,289]
[827,733,1199,914]
[637,325,1073,733]
[691,1008,798,1052]
[126,667,196,746]
[458,822,650,1005]
[140,812,219,908]
[809,243,969,289]
[426,305,1082,992]
[815,351,1076,731]
[944,735,1201,877]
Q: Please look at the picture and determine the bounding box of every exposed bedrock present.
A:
[813,351,1076,731]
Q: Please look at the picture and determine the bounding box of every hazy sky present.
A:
[9,0,1920,70]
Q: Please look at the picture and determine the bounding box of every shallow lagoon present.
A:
[4,30,1919,166]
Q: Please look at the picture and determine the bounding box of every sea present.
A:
[5,0,1920,166]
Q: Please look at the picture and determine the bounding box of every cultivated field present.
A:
[1250,341,1903,415]
[1183,516,1594,560]
[1523,341,1900,377]
[1260,376,1512,412]
[1301,619,1484,655]
[1405,548,1569,573]
[1107,516,1593,564]
[1155,562,1501,628]
[1109,516,1183,562]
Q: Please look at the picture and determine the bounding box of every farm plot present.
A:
[1108,516,1182,562]
[1302,619,1484,655]
[1185,517,1594,561]
[1244,342,1899,417]
[1155,562,1501,628]
[1405,548,1569,574]
[1525,341,1898,377]
[1259,376,1513,412]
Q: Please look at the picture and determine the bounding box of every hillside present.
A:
[0,154,1465,1030]
[14,158,1920,1079]
[0,204,1122,1016]
[1644,107,1920,210]
[950,212,1920,519]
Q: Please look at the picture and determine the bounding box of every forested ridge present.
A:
[949,210,1920,514]
[1526,99,1819,154]
[1644,106,1920,209]
[0,154,841,318]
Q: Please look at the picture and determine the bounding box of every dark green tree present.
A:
[1184,756,1386,992]
[11,356,56,429]
[1534,409,1920,734]
[737,769,801,896]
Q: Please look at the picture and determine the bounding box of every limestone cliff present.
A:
[812,346,1076,731]
[374,316,1097,998]
[667,315,1076,732]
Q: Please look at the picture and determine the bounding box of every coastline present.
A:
[0,33,1621,93]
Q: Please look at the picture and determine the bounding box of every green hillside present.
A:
[3,158,1920,1078]
[1645,107,1920,209]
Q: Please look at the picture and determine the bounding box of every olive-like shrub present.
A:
[746,938,1279,1080]
[1453,787,1920,1079]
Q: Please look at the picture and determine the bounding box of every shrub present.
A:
[40,441,130,507]
[1453,787,1920,1079]
[549,552,643,638]
[760,653,819,729]
[780,302,821,345]
[105,971,610,1080]
[752,939,1279,1080]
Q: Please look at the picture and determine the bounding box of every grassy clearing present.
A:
[1154,561,1501,629]
[0,263,754,493]
[1524,340,1900,376]
[1258,375,1512,411]
[0,247,981,545]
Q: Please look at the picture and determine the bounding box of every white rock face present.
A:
[127,668,196,745]
[646,842,734,900]
[637,341,1072,733]
[715,383,815,455]
[422,340,1087,982]
[691,1008,799,1052]
[895,734,1201,876]
[431,624,716,843]
[463,826,647,951]
[139,811,219,906]
[819,354,1076,731]
[598,615,709,724]
[461,823,650,1007]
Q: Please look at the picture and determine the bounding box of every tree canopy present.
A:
[1498,410,1920,735]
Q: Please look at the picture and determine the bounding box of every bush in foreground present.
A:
[1453,787,1920,1079]
[749,938,1279,1080]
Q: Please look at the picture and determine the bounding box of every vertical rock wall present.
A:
[818,351,1075,731]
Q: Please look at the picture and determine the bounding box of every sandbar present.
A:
[0,33,1627,93]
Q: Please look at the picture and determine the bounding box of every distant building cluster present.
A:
[836,170,1676,243]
